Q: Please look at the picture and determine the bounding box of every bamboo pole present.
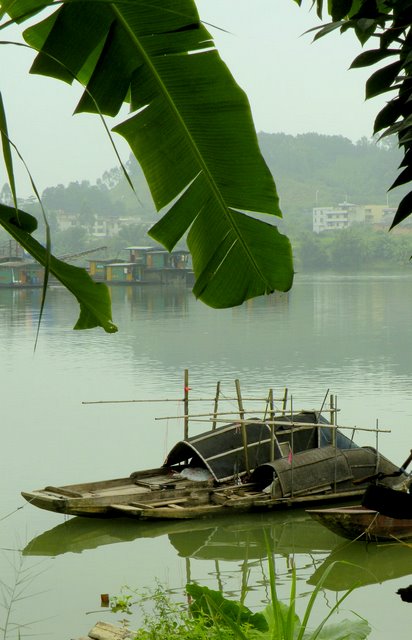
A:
[83,396,280,405]
[184,369,189,440]
[332,394,337,493]
[282,387,288,413]
[375,418,380,473]
[167,416,390,433]
[330,393,336,447]
[269,388,275,461]
[290,395,294,498]
[235,379,250,475]
[212,381,221,431]
[155,409,291,421]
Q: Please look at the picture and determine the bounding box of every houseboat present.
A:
[21,376,405,521]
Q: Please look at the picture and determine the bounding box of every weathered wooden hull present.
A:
[307,505,412,541]
[21,468,368,520]
[21,435,404,521]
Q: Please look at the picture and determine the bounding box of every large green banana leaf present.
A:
[4,0,293,309]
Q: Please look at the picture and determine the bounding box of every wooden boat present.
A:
[22,388,406,521]
[307,505,412,542]
[307,483,412,541]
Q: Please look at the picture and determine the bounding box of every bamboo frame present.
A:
[176,417,390,433]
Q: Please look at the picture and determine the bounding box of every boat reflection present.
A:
[308,538,412,591]
[23,511,412,593]
[22,510,340,558]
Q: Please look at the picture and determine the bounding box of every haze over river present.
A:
[1,271,412,639]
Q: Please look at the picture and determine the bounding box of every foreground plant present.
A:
[110,561,371,640]
[1,0,294,333]
[0,549,48,639]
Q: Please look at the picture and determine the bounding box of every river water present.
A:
[1,271,412,639]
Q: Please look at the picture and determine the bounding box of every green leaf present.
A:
[0,203,117,333]
[0,93,18,211]
[262,600,301,637]
[187,206,293,308]
[186,583,268,632]
[373,97,404,133]
[330,0,354,20]
[390,192,412,229]
[315,617,371,639]
[20,0,294,309]
[350,48,398,69]
[354,18,379,45]
[365,61,402,99]
[308,21,345,42]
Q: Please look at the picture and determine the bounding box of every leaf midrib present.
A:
[110,4,271,285]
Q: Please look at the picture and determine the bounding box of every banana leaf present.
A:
[0,203,117,332]
[3,0,293,309]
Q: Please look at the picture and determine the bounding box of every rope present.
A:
[0,503,28,523]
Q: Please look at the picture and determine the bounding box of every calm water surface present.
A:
[1,271,412,639]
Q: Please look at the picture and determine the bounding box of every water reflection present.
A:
[309,539,412,591]
[23,510,338,558]
[23,510,412,594]
[3,272,412,639]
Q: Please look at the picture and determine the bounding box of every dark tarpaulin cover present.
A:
[164,421,275,482]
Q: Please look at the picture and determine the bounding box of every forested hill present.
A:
[11,131,410,265]
[258,132,405,214]
[18,132,406,225]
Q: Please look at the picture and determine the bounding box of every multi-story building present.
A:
[313,202,397,233]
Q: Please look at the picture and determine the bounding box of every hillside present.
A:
[107,132,407,225]
[258,132,406,216]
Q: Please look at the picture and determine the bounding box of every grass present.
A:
[0,549,49,639]
[109,557,371,640]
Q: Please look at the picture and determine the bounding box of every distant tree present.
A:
[329,228,369,269]
[1,0,412,331]
[0,183,12,206]
[100,168,123,190]
[297,232,330,270]
[53,226,89,256]
[259,132,405,214]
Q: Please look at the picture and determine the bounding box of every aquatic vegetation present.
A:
[110,561,371,640]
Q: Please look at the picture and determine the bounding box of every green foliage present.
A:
[112,582,240,640]
[9,0,293,309]
[0,202,117,332]
[110,560,371,640]
[305,0,412,230]
[258,132,405,215]
[295,226,412,271]
[187,583,268,632]
[42,181,115,219]
[110,592,134,615]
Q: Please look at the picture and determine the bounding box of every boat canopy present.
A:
[164,421,274,482]
[164,411,357,483]
[250,446,402,495]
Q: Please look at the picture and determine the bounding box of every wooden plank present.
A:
[87,621,131,640]
[110,504,146,512]
[44,486,83,497]
[142,504,223,519]
[134,498,188,508]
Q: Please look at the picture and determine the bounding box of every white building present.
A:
[313,202,396,233]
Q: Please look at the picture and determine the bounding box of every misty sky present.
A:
[0,1,385,196]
